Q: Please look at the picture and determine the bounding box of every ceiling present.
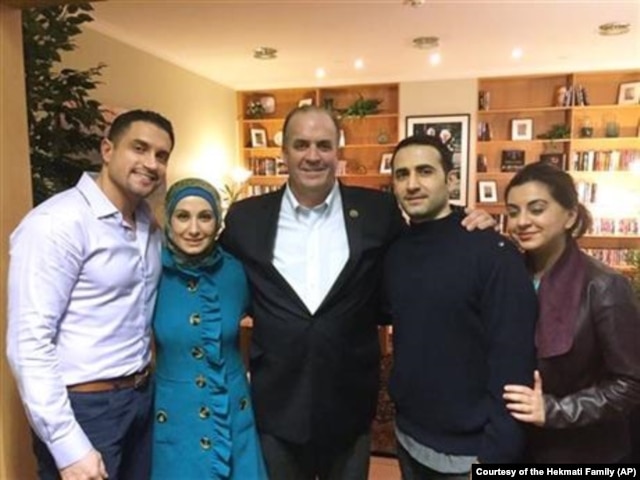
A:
[88,0,640,91]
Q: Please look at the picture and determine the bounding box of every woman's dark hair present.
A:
[505,162,592,238]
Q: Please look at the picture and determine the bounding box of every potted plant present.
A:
[537,124,571,152]
[339,94,382,118]
[22,3,107,204]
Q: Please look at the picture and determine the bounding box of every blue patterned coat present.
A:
[151,246,267,479]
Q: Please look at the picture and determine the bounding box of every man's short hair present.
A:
[391,135,454,174]
[282,106,341,146]
[107,109,175,150]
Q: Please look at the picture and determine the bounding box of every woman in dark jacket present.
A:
[502,162,640,463]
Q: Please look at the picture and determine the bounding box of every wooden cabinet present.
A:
[237,83,398,195]
[475,70,640,271]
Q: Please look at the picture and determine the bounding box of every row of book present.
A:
[575,181,598,204]
[570,150,639,172]
[246,185,283,196]
[491,213,640,237]
[249,156,288,176]
[589,217,640,236]
[558,84,589,107]
[583,249,635,268]
[482,150,640,173]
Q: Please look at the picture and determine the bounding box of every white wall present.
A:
[63,27,238,188]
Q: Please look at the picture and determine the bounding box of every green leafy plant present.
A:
[537,124,571,152]
[23,3,107,205]
[246,100,265,119]
[339,95,382,118]
[537,123,571,140]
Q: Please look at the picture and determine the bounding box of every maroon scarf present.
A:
[534,239,588,358]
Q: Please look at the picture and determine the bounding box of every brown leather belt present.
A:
[67,366,151,393]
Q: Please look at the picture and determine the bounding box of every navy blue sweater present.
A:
[384,211,537,463]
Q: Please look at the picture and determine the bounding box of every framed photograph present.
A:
[618,81,640,105]
[379,152,393,174]
[405,114,470,206]
[511,118,533,141]
[250,128,267,148]
[298,98,313,107]
[501,149,525,172]
[478,180,498,203]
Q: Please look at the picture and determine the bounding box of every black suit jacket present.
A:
[221,183,405,448]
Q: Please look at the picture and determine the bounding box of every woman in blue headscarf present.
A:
[151,178,267,479]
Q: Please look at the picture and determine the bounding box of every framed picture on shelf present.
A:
[478,180,498,203]
[379,153,393,174]
[501,149,525,172]
[617,81,640,105]
[250,128,267,148]
[511,118,533,141]
[405,113,470,206]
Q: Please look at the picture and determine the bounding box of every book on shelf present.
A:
[247,184,282,197]
[570,149,638,172]
[539,153,567,170]
[583,248,634,269]
[561,85,589,106]
[250,156,287,176]
[575,180,598,204]
[501,150,525,172]
[590,217,639,236]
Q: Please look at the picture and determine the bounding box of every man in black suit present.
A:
[221,106,491,480]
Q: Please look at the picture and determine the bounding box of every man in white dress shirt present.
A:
[7,109,174,480]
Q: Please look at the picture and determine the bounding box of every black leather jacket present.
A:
[527,254,640,463]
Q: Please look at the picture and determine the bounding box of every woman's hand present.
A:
[503,370,546,427]
[461,207,497,231]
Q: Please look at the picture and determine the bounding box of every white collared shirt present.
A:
[6,173,162,468]
[273,182,349,314]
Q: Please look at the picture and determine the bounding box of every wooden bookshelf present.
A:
[475,70,640,267]
[237,83,398,192]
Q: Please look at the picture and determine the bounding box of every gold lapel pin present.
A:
[349,209,359,218]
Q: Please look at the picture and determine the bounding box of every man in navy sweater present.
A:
[384,135,537,478]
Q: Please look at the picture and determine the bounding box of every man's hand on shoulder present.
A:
[461,207,497,231]
[60,449,108,480]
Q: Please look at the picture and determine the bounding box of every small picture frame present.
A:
[511,118,533,141]
[379,152,393,174]
[478,180,498,203]
[250,128,267,148]
[617,81,640,105]
[298,98,313,107]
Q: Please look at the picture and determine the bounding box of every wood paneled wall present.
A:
[1,3,37,479]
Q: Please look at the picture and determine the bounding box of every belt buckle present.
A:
[133,367,149,389]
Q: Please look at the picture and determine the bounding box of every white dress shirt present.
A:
[273,182,349,314]
[6,173,162,469]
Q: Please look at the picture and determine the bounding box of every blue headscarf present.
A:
[164,177,223,268]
